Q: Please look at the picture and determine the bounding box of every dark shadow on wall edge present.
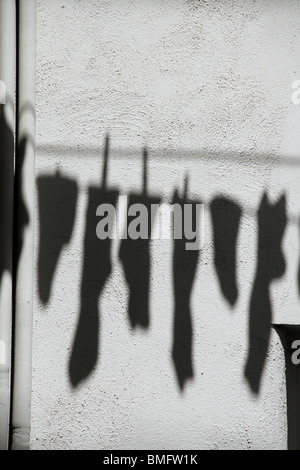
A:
[0,104,14,281]
[0,103,29,295]
[273,324,300,450]
[1,104,30,454]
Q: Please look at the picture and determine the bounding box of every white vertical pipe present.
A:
[10,0,36,450]
[0,0,16,451]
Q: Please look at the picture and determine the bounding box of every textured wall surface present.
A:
[31,0,300,449]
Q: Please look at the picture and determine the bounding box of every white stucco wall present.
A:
[31,0,300,449]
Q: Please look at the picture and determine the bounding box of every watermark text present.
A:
[96,195,205,251]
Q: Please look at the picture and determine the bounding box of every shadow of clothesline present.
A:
[36,142,300,167]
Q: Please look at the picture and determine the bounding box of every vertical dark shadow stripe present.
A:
[210,197,242,307]
[69,135,118,387]
[119,148,160,329]
[172,178,201,390]
[37,171,78,305]
[245,192,287,393]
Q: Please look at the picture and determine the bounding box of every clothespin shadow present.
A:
[37,169,78,305]
[172,175,201,391]
[69,134,119,387]
[118,147,161,329]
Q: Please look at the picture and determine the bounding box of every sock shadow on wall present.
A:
[244,192,287,393]
[210,196,242,307]
[37,171,78,305]
[172,176,201,391]
[69,134,119,387]
[119,147,161,329]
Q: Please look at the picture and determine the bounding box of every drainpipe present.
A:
[10,0,36,450]
[0,0,16,451]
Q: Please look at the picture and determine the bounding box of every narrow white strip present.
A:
[0,341,6,365]
[0,80,5,104]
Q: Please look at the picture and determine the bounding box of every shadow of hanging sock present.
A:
[37,171,78,305]
[69,135,118,387]
[119,148,160,329]
[172,179,201,390]
[118,195,160,328]
[210,197,242,306]
[244,192,286,393]
[69,186,118,386]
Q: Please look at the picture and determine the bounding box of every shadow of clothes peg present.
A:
[37,170,78,305]
[244,192,287,393]
[69,134,118,387]
[210,196,242,307]
[119,147,161,329]
[172,176,201,391]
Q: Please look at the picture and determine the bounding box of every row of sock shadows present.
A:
[37,148,287,394]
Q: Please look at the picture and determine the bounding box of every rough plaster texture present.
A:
[31,0,300,449]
